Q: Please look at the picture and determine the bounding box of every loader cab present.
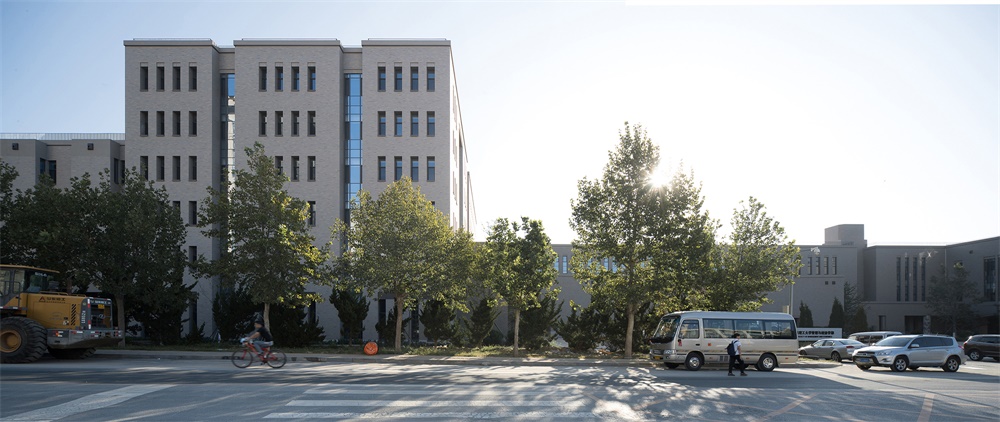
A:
[1,265,59,307]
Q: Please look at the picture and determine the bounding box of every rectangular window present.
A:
[410,112,419,136]
[292,66,300,91]
[188,201,197,225]
[275,111,283,136]
[291,156,300,181]
[275,66,284,91]
[378,66,386,91]
[259,111,267,136]
[378,156,386,182]
[308,66,316,91]
[394,66,402,91]
[427,111,436,137]
[824,257,830,275]
[140,66,149,91]
[427,156,436,182]
[394,112,402,136]
[378,111,386,136]
[394,156,403,181]
[833,257,838,275]
[410,66,419,91]
[259,66,267,91]
[189,66,197,91]
[156,65,165,90]
[172,111,181,136]
[307,156,316,181]
[140,156,149,180]
[140,111,149,136]
[156,156,165,181]
[427,66,435,91]
[308,111,316,135]
[172,156,181,181]
[189,156,197,181]
[275,156,283,176]
[112,159,120,184]
[172,66,181,91]
[172,201,180,215]
[410,157,419,182]
[188,111,197,136]
[985,257,998,301]
[156,111,165,136]
[291,111,300,136]
[307,201,316,226]
[189,246,198,263]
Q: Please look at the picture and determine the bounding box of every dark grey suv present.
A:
[963,334,1000,362]
[853,335,965,372]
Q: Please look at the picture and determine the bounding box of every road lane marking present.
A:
[0,384,173,422]
[287,399,582,406]
[753,393,816,422]
[304,384,574,396]
[917,393,935,422]
[265,411,602,419]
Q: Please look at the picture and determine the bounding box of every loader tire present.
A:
[1,317,48,363]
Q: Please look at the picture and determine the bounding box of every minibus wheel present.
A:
[684,353,703,371]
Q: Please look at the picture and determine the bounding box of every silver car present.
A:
[799,338,866,362]
[853,335,965,372]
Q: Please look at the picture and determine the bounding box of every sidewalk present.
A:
[92,349,840,369]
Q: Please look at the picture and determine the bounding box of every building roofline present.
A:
[234,38,342,47]
[362,38,450,47]
[125,39,219,48]
[1,133,125,141]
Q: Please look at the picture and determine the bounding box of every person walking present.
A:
[728,332,747,376]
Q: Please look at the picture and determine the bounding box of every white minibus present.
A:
[648,311,799,371]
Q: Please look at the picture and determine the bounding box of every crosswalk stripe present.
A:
[287,399,585,407]
[264,411,602,419]
[0,384,173,422]
[304,384,575,396]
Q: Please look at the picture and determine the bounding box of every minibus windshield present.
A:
[649,316,679,343]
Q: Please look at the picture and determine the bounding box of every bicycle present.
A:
[231,340,287,369]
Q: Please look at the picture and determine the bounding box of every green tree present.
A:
[516,294,563,351]
[849,306,870,333]
[420,299,458,345]
[828,297,846,330]
[479,217,558,356]
[842,281,862,330]
[330,289,369,344]
[798,301,815,327]
[0,161,17,225]
[334,178,476,352]
[463,297,501,348]
[927,263,980,337]
[555,302,609,352]
[195,143,327,328]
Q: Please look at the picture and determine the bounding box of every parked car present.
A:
[853,335,965,372]
[799,339,866,362]
[962,334,1000,362]
[848,331,902,346]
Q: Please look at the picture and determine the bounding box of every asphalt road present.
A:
[1,356,998,421]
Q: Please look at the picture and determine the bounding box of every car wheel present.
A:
[684,353,703,371]
[942,356,960,372]
[856,365,870,371]
[831,351,841,362]
[891,356,908,372]
[757,353,777,372]
[665,363,680,369]
[967,350,982,361]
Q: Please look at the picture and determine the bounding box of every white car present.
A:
[852,335,965,372]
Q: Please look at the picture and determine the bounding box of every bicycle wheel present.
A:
[265,348,287,369]
[231,349,254,368]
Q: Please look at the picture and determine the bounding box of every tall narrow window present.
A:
[378,156,386,181]
[394,157,403,181]
[410,66,419,91]
[172,111,181,136]
[427,156,436,182]
[189,156,197,181]
[156,111,165,136]
[156,65,165,90]
[275,156,284,176]
[275,66,284,91]
[410,112,419,136]
[172,66,181,91]
[307,201,316,226]
[308,66,316,91]
[140,111,149,136]
[259,111,267,136]
[188,201,197,225]
[140,156,149,180]
[410,157,419,182]
[156,156,165,181]
[427,66,436,92]
[172,156,181,181]
[291,111,300,136]
[259,66,267,91]
[985,257,998,301]
[378,66,386,91]
[394,112,402,136]
[378,111,386,136]
[394,66,402,91]
[307,156,316,181]
[189,66,197,91]
[189,111,197,136]
[189,246,198,263]
[275,111,284,136]
[291,156,300,181]
[427,111,436,137]
[140,66,149,91]
[292,66,300,91]
[308,111,316,135]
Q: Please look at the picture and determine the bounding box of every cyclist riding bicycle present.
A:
[240,317,273,355]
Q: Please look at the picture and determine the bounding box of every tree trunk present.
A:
[395,298,405,352]
[263,303,271,330]
[115,293,126,347]
[513,308,520,357]
[625,302,636,359]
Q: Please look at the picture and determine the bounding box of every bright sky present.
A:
[2,1,997,246]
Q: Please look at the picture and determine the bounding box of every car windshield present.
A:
[650,316,679,343]
[875,337,913,347]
